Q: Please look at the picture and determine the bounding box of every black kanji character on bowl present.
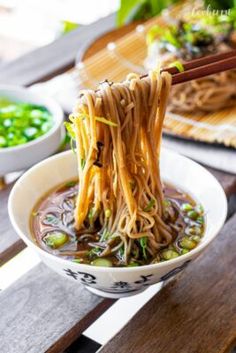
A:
[134,274,153,286]
[63,269,96,284]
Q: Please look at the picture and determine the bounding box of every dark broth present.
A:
[31,181,205,267]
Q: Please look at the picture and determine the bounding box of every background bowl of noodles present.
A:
[8,149,227,298]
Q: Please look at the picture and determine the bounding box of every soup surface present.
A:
[31,181,205,267]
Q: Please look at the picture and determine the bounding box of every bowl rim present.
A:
[0,85,64,154]
[8,149,228,273]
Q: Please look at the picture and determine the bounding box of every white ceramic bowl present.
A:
[0,85,64,175]
[8,149,227,298]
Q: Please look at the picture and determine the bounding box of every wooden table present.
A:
[0,13,236,353]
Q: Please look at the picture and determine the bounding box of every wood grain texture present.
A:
[0,263,114,353]
[207,167,236,197]
[100,213,236,353]
[0,14,115,86]
[0,183,25,266]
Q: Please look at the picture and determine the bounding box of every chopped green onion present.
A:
[161,249,179,260]
[195,204,204,215]
[64,121,76,139]
[197,216,204,225]
[65,180,77,188]
[180,237,197,250]
[88,207,95,221]
[105,209,111,218]
[185,226,202,236]
[163,199,171,208]
[70,113,118,127]
[191,235,201,243]
[169,60,185,73]
[0,99,53,149]
[181,249,189,255]
[88,247,101,258]
[139,237,148,259]
[187,210,199,220]
[127,262,139,267]
[91,258,112,267]
[95,116,118,127]
[81,158,86,169]
[181,203,193,212]
[144,199,155,212]
[100,229,111,242]
[146,24,163,45]
[44,232,69,249]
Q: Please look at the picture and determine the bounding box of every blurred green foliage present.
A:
[117,0,236,26]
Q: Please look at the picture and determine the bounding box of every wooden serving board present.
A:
[72,4,236,148]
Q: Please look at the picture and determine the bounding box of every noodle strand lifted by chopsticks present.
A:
[70,70,173,263]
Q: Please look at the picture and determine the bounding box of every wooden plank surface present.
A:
[0,14,115,87]
[0,263,113,353]
[0,182,25,266]
[100,213,236,353]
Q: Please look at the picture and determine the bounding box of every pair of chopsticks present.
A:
[162,50,236,85]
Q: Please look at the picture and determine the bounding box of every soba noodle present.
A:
[32,70,205,266]
[166,57,236,113]
[69,71,173,262]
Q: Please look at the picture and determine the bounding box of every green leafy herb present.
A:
[117,0,236,28]
[204,0,235,10]
[117,0,181,27]
[139,236,148,259]
[146,24,163,44]
[169,60,185,72]
[65,181,77,188]
[88,247,102,258]
[44,214,59,225]
[144,198,155,212]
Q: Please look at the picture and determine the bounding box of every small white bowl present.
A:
[0,85,64,175]
[8,149,227,298]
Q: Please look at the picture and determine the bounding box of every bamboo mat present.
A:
[64,2,236,149]
[33,2,236,149]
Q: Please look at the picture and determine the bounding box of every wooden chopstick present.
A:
[164,50,236,85]
[164,49,236,75]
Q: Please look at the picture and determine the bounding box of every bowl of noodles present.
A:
[145,4,236,113]
[8,71,227,298]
